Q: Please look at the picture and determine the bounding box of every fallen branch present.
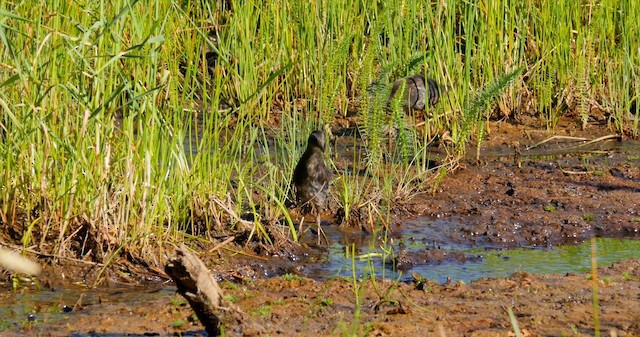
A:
[560,169,594,175]
[575,134,621,148]
[208,236,236,253]
[527,135,589,150]
[527,134,620,151]
[165,244,257,336]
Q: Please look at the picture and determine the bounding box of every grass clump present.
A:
[281,273,303,281]
[253,304,272,317]
[224,294,238,303]
[622,272,639,282]
[0,319,10,331]
[172,318,187,328]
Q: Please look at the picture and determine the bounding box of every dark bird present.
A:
[291,130,332,241]
[389,74,444,111]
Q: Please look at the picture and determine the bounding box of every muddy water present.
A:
[2,236,637,335]
[0,285,173,333]
[301,220,640,284]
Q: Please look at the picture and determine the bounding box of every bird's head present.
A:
[307,130,325,152]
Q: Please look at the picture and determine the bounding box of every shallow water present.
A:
[303,220,640,284]
[0,285,173,332]
[1,227,638,335]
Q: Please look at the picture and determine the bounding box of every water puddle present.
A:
[0,285,172,332]
[302,219,640,284]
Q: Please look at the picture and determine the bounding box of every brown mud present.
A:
[2,116,640,336]
[405,120,639,248]
[4,259,640,336]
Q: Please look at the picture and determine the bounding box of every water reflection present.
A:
[303,222,640,285]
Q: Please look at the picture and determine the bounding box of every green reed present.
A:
[0,0,638,270]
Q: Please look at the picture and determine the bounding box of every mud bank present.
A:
[3,258,638,336]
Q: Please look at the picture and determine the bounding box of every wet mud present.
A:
[403,123,639,249]
[5,259,640,336]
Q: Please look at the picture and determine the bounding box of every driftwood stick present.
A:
[165,244,245,336]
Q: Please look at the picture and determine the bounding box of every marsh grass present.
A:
[0,0,638,273]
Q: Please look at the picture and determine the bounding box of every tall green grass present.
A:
[0,0,637,270]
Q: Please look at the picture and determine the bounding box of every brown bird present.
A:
[389,74,444,111]
[291,130,332,242]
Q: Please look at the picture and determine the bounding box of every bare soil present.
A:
[3,116,640,336]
